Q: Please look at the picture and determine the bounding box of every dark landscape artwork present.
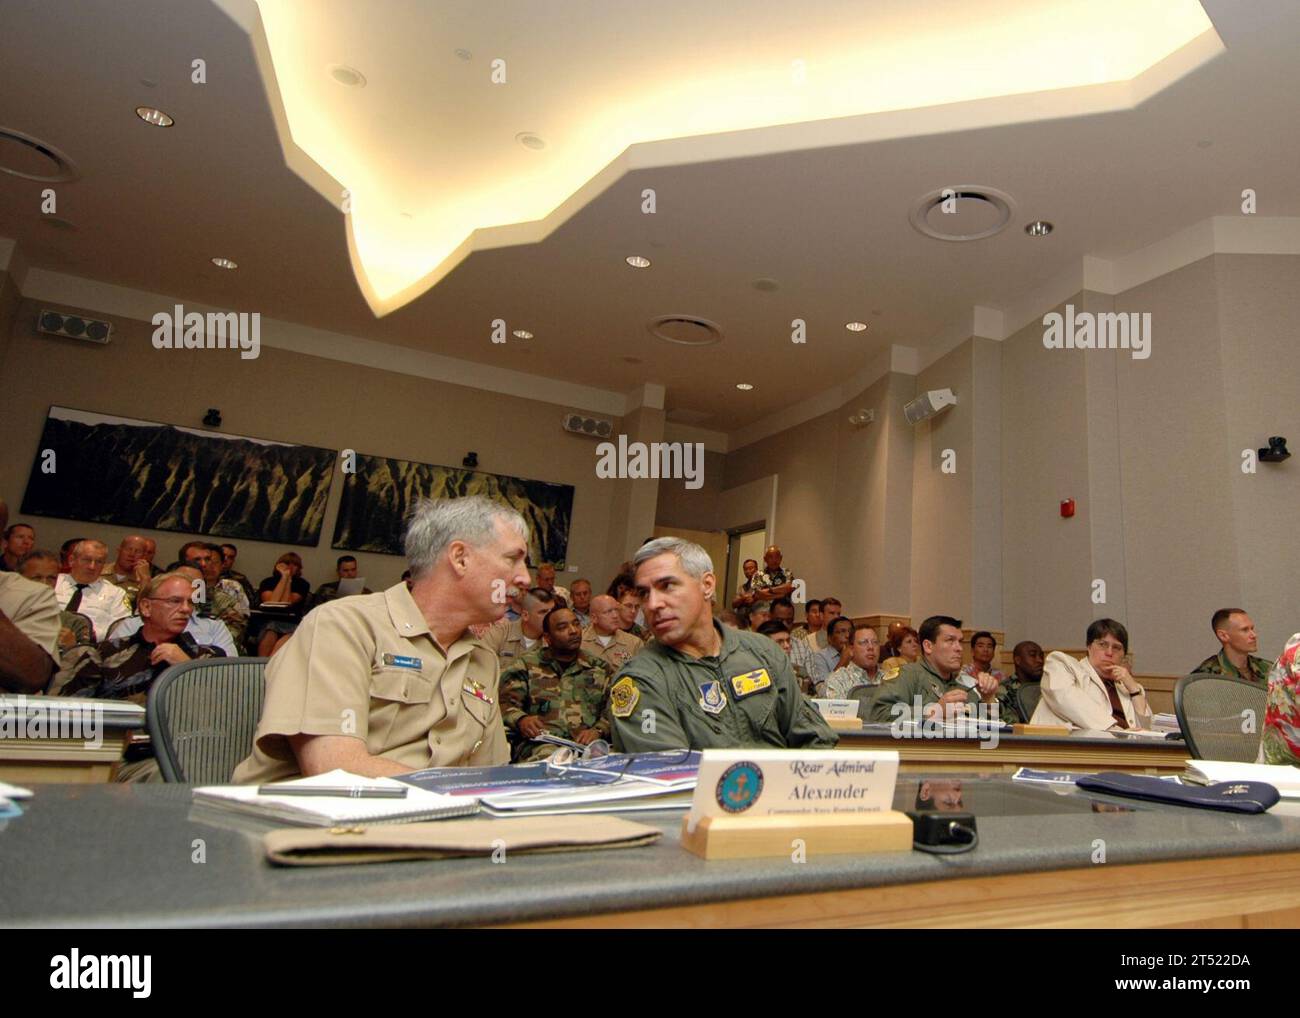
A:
[332,452,574,567]
[21,406,336,546]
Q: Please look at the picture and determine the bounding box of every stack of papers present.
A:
[193,769,480,827]
[1151,713,1181,732]
[400,750,701,816]
[1183,760,1300,798]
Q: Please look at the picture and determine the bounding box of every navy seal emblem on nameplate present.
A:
[716,760,764,813]
[698,679,727,715]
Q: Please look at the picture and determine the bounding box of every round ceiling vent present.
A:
[909,185,1015,242]
[649,315,723,347]
[0,127,77,182]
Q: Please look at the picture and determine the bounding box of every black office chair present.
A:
[1174,672,1267,762]
[147,657,268,783]
[849,684,886,721]
[1015,683,1043,724]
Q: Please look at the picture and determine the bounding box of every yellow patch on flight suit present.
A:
[730,668,772,698]
[610,676,640,718]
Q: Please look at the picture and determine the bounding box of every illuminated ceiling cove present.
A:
[214,0,1221,316]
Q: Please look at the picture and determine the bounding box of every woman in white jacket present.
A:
[1031,618,1153,731]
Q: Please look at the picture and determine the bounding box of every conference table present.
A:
[5,774,1299,928]
[835,723,1189,775]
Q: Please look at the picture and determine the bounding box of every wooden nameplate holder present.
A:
[680,810,913,860]
[825,716,864,732]
[1012,723,1072,735]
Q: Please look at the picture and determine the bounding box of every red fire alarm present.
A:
[1060,498,1076,518]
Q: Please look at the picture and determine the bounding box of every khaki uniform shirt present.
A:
[580,625,643,671]
[870,658,981,723]
[608,620,837,753]
[480,619,542,666]
[0,572,61,671]
[232,583,509,784]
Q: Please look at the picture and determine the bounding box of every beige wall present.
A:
[0,297,625,593]
[1214,254,1300,661]
[1001,292,1093,651]
[654,449,725,532]
[726,403,840,604]
[910,342,973,622]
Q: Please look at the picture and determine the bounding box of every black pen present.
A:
[258,785,408,798]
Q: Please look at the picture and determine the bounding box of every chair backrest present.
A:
[849,684,885,720]
[1174,671,1267,761]
[1016,683,1043,724]
[147,657,268,783]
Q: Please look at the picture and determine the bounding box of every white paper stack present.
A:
[1183,760,1300,798]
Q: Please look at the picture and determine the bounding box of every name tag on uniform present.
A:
[730,668,772,698]
[383,653,423,669]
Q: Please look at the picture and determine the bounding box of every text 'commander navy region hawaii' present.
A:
[608,537,837,753]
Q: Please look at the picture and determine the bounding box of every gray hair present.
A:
[403,496,528,579]
[633,537,713,579]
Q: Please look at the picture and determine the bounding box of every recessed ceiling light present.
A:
[736,383,754,391]
[1025,220,1054,237]
[329,64,366,87]
[211,257,238,270]
[512,329,533,339]
[135,106,174,128]
[626,255,651,268]
[516,132,546,151]
[846,321,868,332]
[454,48,472,61]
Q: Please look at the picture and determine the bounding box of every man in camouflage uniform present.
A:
[996,640,1045,723]
[499,606,611,762]
[1192,609,1272,687]
[181,551,248,650]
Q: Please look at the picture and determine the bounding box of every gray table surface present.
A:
[3,775,1297,928]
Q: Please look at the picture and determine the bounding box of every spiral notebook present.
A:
[193,769,480,827]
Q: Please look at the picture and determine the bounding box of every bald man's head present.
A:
[590,594,621,635]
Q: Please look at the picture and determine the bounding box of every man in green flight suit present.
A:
[871,615,1002,723]
[1192,608,1272,687]
[607,537,836,753]
[499,606,611,762]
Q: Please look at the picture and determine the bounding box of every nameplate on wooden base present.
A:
[826,717,864,731]
[680,810,913,860]
[681,749,901,859]
[1012,723,1073,736]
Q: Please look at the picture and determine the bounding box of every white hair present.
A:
[403,496,528,579]
[633,537,713,579]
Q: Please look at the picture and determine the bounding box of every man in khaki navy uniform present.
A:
[233,496,531,782]
[871,615,1000,723]
[480,587,554,666]
[581,594,644,671]
[608,537,836,753]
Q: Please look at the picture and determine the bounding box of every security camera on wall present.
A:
[904,388,958,425]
